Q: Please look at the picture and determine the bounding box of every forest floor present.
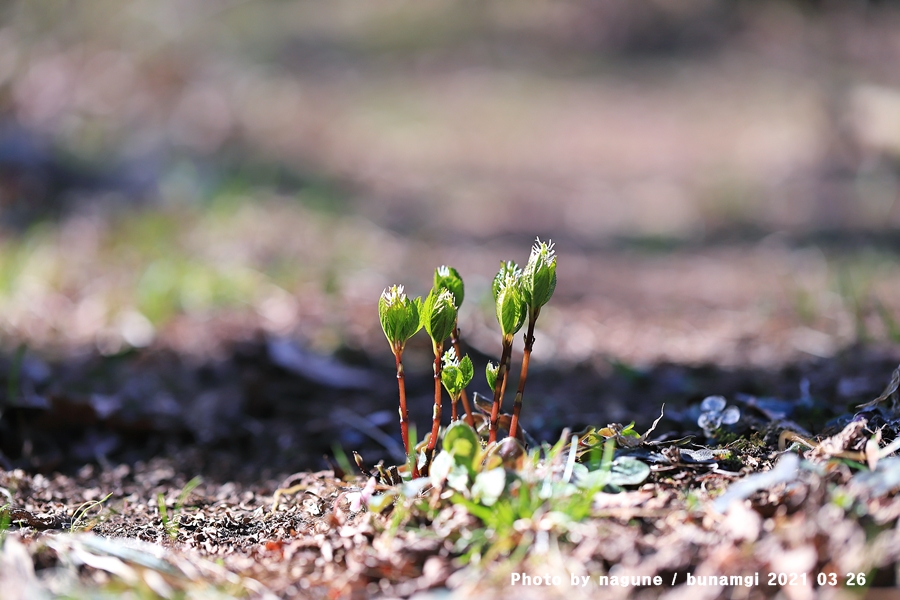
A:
[4,321,900,599]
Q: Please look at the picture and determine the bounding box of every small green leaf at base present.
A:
[441,421,482,472]
[575,457,651,489]
[485,362,499,391]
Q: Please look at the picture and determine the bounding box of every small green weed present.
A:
[331,443,355,481]
[366,423,650,565]
[159,476,202,539]
[70,492,113,532]
[0,488,11,549]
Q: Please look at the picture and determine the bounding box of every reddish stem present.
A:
[451,327,477,428]
[488,339,513,444]
[509,308,539,441]
[394,350,419,478]
[426,342,444,454]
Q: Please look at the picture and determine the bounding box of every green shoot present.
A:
[509,238,557,440]
[331,443,355,480]
[440,348,474,422]
[434,266,477,428]
[158,476,202,539]
[489,262,525,443]
[176,476,203,509]
[421,287,458,472]
[0,513,9,550]
[70,492,113,533]
[485,361,498,391]
[158,493,173,538]
[0,489,11,549]
[378,285,424,475]
[378,239,556,476]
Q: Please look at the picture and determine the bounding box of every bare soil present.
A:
[4,336,900,599]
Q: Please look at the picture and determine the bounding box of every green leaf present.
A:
[492,261,520,301]
[459,355,474,387]
[378,285,423,350]
[422,288,457,344]
[576,457,650,490]
[434,266,464,308]
[495,271,526,337]
[485,361,499,391]
[472,468,506,506]
[441,365,462,396]
[442,421,481,470]
[441,348,466,396]
[521,238,557,309]
[619,422,641,438]
[608,458,650,486]
[453,497,495,523]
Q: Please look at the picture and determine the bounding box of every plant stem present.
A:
[450,327,477,428]
[509,307,539,441]
[488,338,513,444]
[393,349,418,478]
[426,342,444,466]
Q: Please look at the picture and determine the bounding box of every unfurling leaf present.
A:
[441,349,474,397]
[378,285,423,351]
[492,261,520,301]
[434,266,465,308]
[521,237,557,309]
[494,268,525,338]
[422,288,457,345]
[486,361,499,390]
[459,355,473,385]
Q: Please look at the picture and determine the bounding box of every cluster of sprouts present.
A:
[378,238,557,477]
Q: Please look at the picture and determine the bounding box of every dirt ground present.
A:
[4,324,900,599]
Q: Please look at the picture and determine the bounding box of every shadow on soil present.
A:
[2,336,897,482]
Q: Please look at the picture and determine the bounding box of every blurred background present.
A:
[4,0,900,473]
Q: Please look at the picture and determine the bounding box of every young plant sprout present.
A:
[489,261,527,443]
[378,285,423,473]
[440,347,474,422]
[421,287,458,468]
[486,361,499,391]
[509,238,557,441]
[434,266,477,428]
[377,241,553,477]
